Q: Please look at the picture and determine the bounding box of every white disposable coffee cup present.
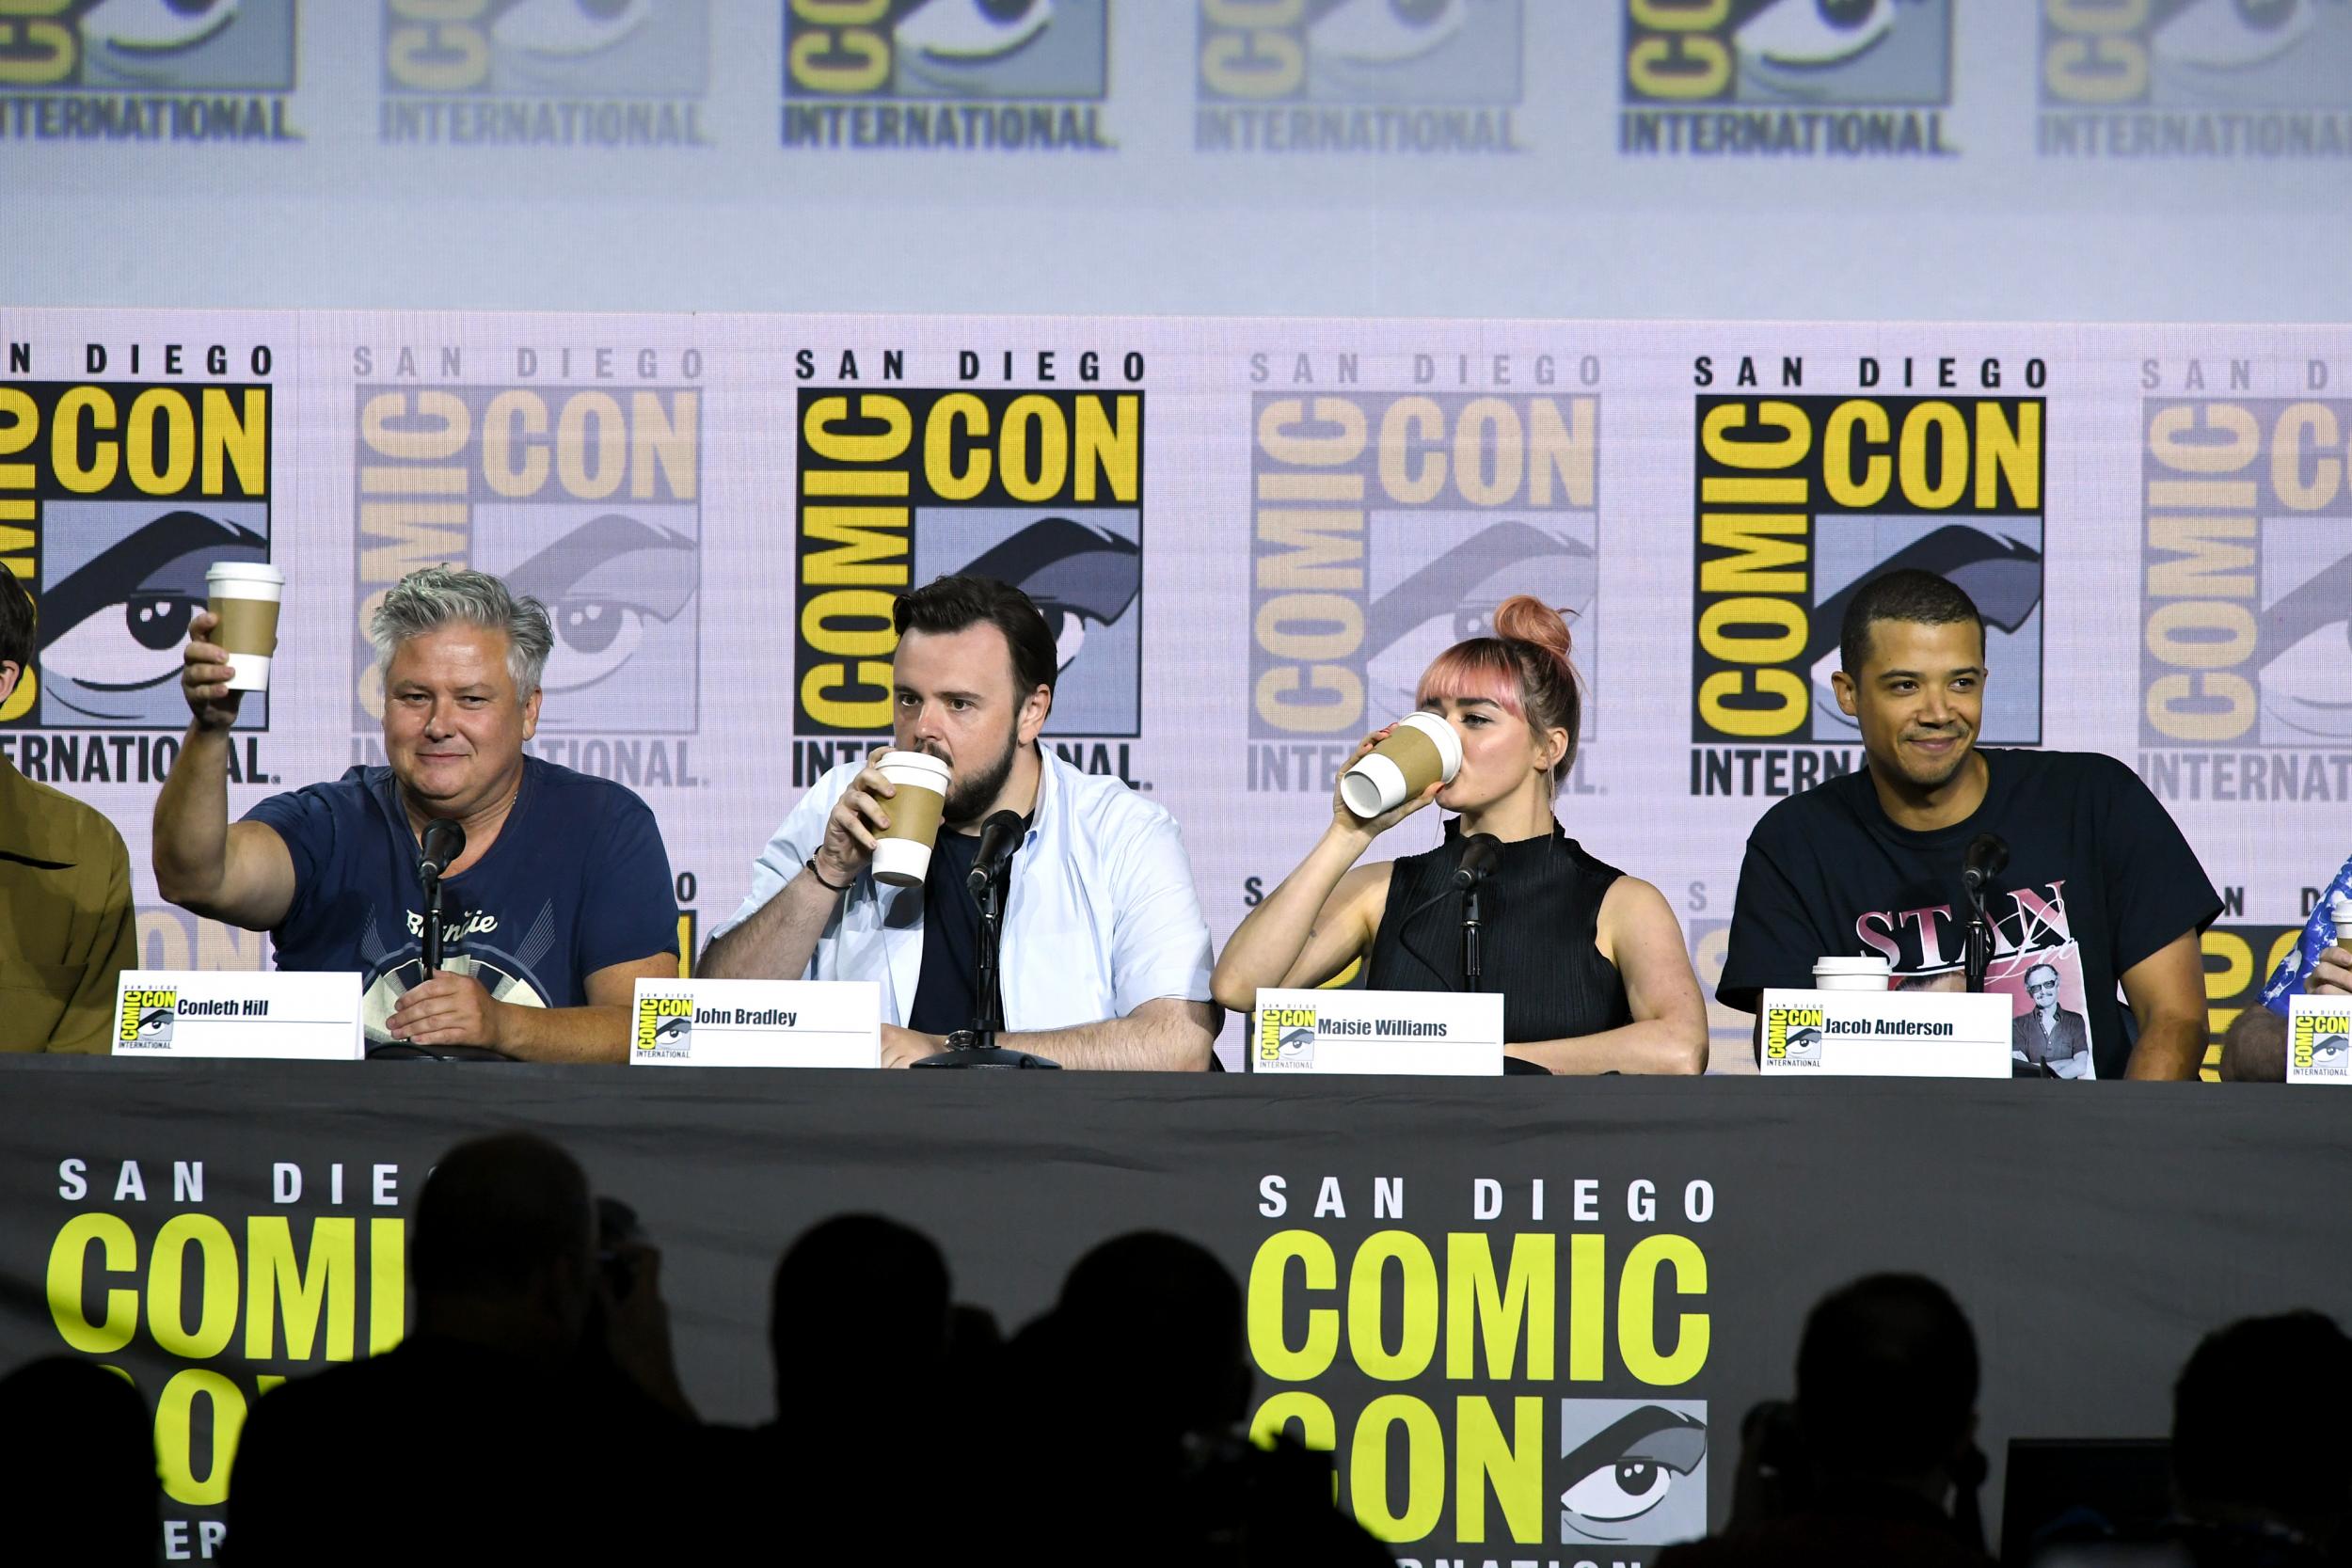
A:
[205,562,285,692]
[1339,713,1464,818]
[869,751,953,889]
[1813,956,1893,992]
[2331,893,2352,949]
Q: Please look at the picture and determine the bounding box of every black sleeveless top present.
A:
[1365,823,1632,1069]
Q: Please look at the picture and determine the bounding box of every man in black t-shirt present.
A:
[1719,570,2217,1081]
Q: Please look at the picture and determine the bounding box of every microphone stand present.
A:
[1963,883,1993,994]
[421,864,448,977]
[1461,876,1484,993]
[913,854,1061,1069]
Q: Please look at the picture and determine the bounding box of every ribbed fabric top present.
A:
[1366,822,1632,1053]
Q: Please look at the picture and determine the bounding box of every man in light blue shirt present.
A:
[702,576,1217,1069]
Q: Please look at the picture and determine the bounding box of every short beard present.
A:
[943,726,1021,825]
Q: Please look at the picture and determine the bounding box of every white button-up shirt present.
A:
[710,749,1215,1030]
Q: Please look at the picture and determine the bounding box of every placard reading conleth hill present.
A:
[2286,995,2352,1085]
[629,979,881,1069]
[1249,988,1503,1076]
[1758,990,2010,1079]
[110,971,362,1061]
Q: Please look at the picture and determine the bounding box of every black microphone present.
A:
[1452,833,1502,890]
[1961,832,2009,896]
[420,818,467,882]
[967,810,1025,892]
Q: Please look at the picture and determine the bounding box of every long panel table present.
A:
[4,1058,2344,1565]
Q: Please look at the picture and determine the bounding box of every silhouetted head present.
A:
[1796,1273,1979,1492]
[2173,1310,2352,1547]
[0,1356,158,1562]
[770,1213,950,1409]
[1057,1231,1248,1441]
[411,1132,595,1352]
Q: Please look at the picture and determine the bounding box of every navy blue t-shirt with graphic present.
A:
[244,758,678,1047]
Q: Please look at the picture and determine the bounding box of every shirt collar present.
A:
[0,758,76,863]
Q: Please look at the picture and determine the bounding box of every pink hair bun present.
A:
[1490,594,1573,668]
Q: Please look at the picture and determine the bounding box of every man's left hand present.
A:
[388,972,507,1049]
[2309,944,2352,996]
[882,1024,945,1068]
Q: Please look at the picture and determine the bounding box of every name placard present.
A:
[1758,989,2010,1078]
[2286,995,2352,1084]
[1249,988,1504,1077]
[629,979,880,1069]
[112,971,362,1061]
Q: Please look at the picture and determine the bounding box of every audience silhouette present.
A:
[0,1355,157,1567]
[227,1132,679,1564]
[2164,1310,2352,1567]
[1661,1272,1993,1568]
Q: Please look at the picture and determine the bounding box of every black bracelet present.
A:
[804,856,853,894]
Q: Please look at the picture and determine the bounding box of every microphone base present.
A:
[909,1045,1063,1070]
[366,1042,520,1064]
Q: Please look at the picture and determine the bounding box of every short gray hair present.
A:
[370,565,553,696]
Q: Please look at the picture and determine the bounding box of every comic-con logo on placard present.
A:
[0,350,284,792]
[1248,357,1603,802]
[1689,358,2047,799]
[0,0,299,144]
[1620,0,1955,158]
[2041,0,2352,159]
[1196,0,1524,154]
[635,993,693,1058]
[1258,1006,1317,1069]
[1558,1400,1709,1550]
[347,347,705,790]
[380,0,711,148]
[2292,1011,2351,1077]
[2136,376,2352,804]
[789,362,1146,787]
[1761,1004,1823,1066]
[782,0,1110,151]
[116,988,178,1051]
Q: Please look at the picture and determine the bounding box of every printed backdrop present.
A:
[0,307,2336,1071]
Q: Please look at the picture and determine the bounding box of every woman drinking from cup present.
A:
[1212,596,1708,1074]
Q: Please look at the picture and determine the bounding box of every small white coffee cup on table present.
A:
[1813,956,1893,992]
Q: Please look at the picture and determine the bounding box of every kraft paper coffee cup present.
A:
[206,562,285,693]
[1339,713,1464,818]
[870,751,952,888]
[1813,956,1893,992]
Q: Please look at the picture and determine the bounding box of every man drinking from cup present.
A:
[700,575,1217,1069]
[152,565,682,1060]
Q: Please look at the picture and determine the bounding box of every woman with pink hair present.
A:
[1213,596,1707,1074]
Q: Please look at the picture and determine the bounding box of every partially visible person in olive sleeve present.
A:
[0,571,136,1053]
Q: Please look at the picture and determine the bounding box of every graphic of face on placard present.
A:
[1809,517,2044,745]
[65,0,296,90]
[1558,1400,1709,1550]
[1729,0,1950,103]
[1362,515,1598,738]
[912,509,1142,736]
[39,503,270,729]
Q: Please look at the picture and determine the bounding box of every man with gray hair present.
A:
[153,565,680,1060]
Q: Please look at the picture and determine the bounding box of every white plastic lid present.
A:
[205,561,284,583]
[1812,956,1893,974]
[874,749,950,781]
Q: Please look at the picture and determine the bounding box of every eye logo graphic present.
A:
[0,0,296,91]
[382,0,708,96]
[500,512,700,721]
[783,0,1107,100]
[915,513,1142,736]
[1557,1401,1708,1548]
[635,996,694,1057]
[2040,1,2352,160]
[1257,1006,1318,1068]
[37,507,270,729]
[1622,0,1950,105]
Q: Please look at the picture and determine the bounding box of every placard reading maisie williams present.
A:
[1758,989,2010,1078]
[630,979,881,1069]
[111,971,361,1061]
[2286,994,2352,1085]
[1250,988,1503,1076]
